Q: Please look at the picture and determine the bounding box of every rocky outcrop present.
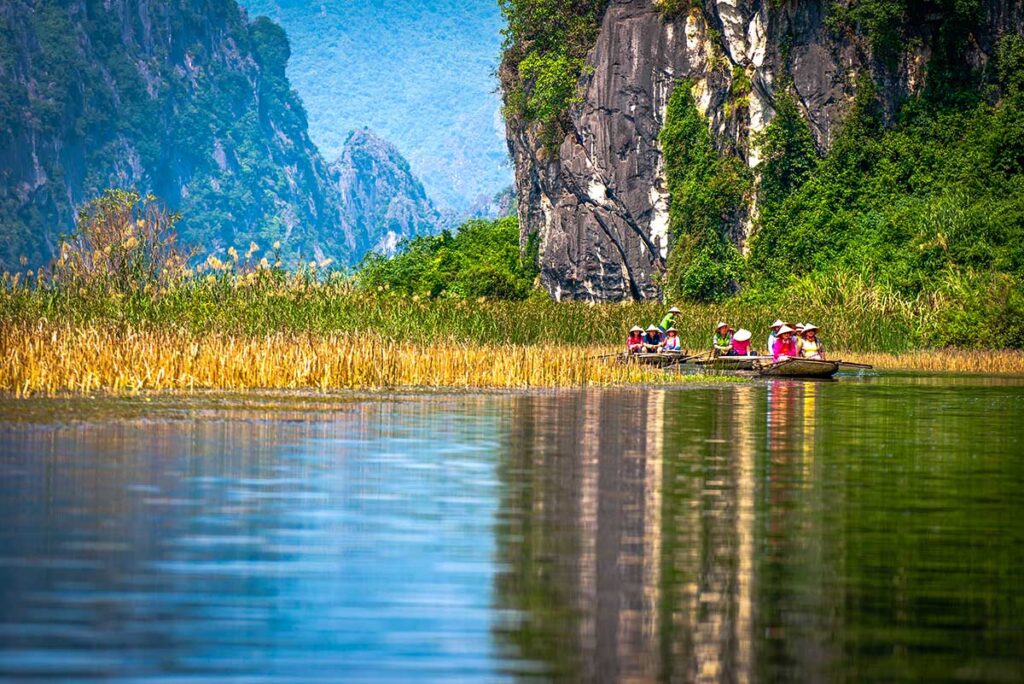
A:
[505,0,1023,301]
[0,0,443,269]
[329,129,444,257]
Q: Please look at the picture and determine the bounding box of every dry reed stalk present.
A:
[0,325,713,397]
[838,350,1024,374]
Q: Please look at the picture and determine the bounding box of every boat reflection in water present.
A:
[492,380,1024,682]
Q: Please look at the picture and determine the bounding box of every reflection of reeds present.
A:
[840,350,1024,374]
[0,325,726,397]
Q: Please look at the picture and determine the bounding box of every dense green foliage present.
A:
[827,0,982,71]
[357,217,539,299]
[659,82,750,302]
[747,39,1024,347]
[499,0,607,149]
[0,0,349,270]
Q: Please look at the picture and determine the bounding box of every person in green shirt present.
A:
[712,322,733,356]
[659,306,681,332]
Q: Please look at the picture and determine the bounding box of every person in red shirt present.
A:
[627,326,644,354]
[772,325,798,361]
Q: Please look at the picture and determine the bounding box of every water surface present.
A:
[1,376,1022,681]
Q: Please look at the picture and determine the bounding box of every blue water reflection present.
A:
[0,397,510,681]
[1,377,1023,682]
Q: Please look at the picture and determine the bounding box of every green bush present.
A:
[659,81,750,301]
[499,0,606,150]
[357,216,539,300]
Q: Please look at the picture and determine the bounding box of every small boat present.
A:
[757,358,840,379]
[693,355,772,371]
[626,351,690,367]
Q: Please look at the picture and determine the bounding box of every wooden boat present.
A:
[693,355,772,371]
[626,351,690,367]
[757,358,840,379]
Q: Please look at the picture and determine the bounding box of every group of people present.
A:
[626,309,826,362]
[765,319,826,361]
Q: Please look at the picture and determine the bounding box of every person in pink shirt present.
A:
[772,325,798,361]
[729,328,753,356]
[627,326,644,354]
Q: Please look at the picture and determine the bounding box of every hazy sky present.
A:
[242,0,511,214]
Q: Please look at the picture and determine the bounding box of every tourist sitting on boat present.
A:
[627,326,644,354]
[767,319,785,353]
[798,324,825,359]
[795,323,806,339]
[661,327,682,352]
[713,322,732,355]
[642,325,663,353]
[659,306,682,332]
[728,328,753,356]
[773,325,799,361]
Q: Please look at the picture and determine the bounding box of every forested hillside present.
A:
[499,0,1024,345]
[0,0,441,269]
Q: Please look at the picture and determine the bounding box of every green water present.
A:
[0,375,1022,681]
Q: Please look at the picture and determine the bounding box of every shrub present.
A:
[52,189,191,293]
[659,81,750,301]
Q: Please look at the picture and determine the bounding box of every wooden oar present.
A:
[835,360,874,369]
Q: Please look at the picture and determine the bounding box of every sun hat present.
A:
[666,327,678,333]
[630,325,643,333]
[733,328,752,342]
[669,307,681,314]
[803,323,819,332]
[770,319,785,329]
[647,325,659,332]
[716,321,728,330]
[778,325,795,335]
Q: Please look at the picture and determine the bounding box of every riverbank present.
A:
[3,323,1022,397]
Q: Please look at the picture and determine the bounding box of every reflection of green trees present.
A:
[493,381,1024,681]
[492,395,586,679]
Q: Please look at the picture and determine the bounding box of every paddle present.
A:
[836,360,874,369]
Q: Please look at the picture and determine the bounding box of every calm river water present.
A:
[0,375,1022,682]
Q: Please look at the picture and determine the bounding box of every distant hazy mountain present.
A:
[241,0,511,216]
[330,129,446,257]
[0,0,440,268]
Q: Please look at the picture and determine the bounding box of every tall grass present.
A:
[0,324,730,397]
[0,273,925,353]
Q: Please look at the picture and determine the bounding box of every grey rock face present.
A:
[505,0,1023,301]
[328,129,444,257]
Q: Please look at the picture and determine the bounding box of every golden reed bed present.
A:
[0,325,715,397]
[2,325,1022,397]
[840,350,1024,374]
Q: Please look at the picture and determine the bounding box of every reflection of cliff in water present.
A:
[492,384,824,682]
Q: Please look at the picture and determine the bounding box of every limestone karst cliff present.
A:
[329,129,445,257]
[502,0,1024,301]
[0,0,440,269]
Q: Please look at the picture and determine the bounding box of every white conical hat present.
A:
[770,319,785,328]
[630,325,643,333]
[778,325,795,335]
[733,328,752,342]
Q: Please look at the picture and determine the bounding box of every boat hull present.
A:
[758,358,840,379]
[623,352,688,367]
